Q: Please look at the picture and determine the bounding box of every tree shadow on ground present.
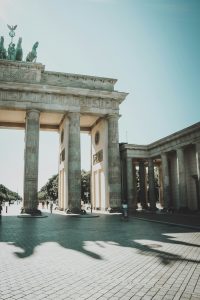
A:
[0,213,199,265]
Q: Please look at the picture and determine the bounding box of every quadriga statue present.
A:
[15,37,23,61]
[26,41,39,62]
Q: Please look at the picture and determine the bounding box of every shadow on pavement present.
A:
[0,213,199,265]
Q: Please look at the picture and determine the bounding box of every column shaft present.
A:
[195,143,200,210]
[161,153,170,210]
[23,110,40,214]
[176,148,187,208]
[139,161,147,209]
[148,158,157,210]
[107,114,121,211]
[68,112,81,212]
[126,158,137,212]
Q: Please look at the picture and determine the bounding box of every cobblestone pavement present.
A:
[0,204,200,300]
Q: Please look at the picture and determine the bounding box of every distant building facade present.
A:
[120,123,200,212]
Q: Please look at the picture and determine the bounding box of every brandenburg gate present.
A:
[0,59,127,215]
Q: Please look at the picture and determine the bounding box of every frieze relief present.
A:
[0,67,40,83]
[80,97,118,110]
[0,88,119,114]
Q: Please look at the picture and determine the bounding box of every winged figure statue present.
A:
[7,24,17,38]
[7,24,17,30]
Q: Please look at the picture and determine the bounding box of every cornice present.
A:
[43,70,118,85]
[0,81,128,102]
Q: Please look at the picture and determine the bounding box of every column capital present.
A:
[26,109,40,118]
[106,113,120,120]
[67,111,80,118]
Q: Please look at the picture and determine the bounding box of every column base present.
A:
[107,207,122,213]
[66,208,86,215]
[21,208,42,216]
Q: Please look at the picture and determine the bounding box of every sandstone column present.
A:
[176,148,187,209]
[158,163,164,207]
[148,158,157,210]
[126,158,137,212]
[107,114,121,211]
[161,153,170,210]
[68,112,81,213]
[195,142,200,210]
[139,160,147,209]
[23,110,40,215]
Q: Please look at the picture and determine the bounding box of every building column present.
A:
[139,160,147,209]
[195,142,200,210]
[176,148,187,209]
[158,163,164,207]
[148,158,157,210]
[107,114,121,211]
[161,153,170,210]
[68,112,81,213]
[23,110,40,215]
[126,158,137,212]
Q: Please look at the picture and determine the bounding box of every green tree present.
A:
[38,171,90,203]
[38,174,58,201]
[81,170,90,203]
[0,184,21,202]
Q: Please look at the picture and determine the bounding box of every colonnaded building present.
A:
[0,33,200,214]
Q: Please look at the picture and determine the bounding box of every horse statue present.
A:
[26,41,39,62]
[15,37,23,61]
[0,36,7,59]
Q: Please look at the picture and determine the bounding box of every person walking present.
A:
[50,200,53,214]
[46,200,49,209]
[0,202,2,216]
[5,200,9,213]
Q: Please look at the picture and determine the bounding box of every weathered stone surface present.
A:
[0,60,44,83]
[107,114,121,210]
[0,60,128,213]
[68,112,81,212]
[23,110,40,214]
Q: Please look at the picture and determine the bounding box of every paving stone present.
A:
[0,206,200,300]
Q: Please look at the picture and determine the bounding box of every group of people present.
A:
[41,200,54,213]
[0,200,9,215]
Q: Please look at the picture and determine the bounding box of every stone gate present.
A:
[0,60,127,214]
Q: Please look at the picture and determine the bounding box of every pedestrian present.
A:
[0,202,2,216]
[5,200,9,213]
[42,201,45,209]
[50,200,53,213]
[46,200,49,209]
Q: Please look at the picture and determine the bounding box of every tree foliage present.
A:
[38,170,91,203]
[81,170,90,203]
[38,174,58,201]
[0,184,21,202]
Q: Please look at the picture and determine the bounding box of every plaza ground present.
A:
[0,203,200,300]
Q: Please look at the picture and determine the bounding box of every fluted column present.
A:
[139,161,147,209]
[176,148,187,209]
[126,158,137,212]
[107,114,121,211]
[148,158,157,210]
[23,110,40,214]
[161,153,170,210]
[158,163,163,207]
[195,143,200,210]
[68,112,81,213]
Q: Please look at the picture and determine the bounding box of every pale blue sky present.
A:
[0,0,199,195]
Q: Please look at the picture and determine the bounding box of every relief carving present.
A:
[0,67,38,82]
[93,149,103,165]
